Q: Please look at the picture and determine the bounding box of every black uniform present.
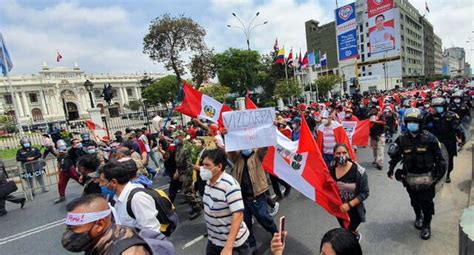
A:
[425,111,462,177]
[388,131,446,229]
[449,102,471,120]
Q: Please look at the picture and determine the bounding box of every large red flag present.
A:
[245,89,258,109]
[263,115,350,228]
[85,119,105,131]
[341,119,371,147]
[175,82,230,124]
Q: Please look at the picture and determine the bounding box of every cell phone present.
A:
[279,216,286,243]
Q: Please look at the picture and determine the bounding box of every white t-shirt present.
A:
[369,27,395,45]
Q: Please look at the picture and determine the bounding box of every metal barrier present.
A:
[16,159,59,201]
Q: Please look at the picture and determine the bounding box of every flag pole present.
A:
[0,36,23,136]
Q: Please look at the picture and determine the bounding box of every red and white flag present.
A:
[263,115,350,228]
[56,50,63,62]
[245,89,258,110]
[85,119,106,131]
[175,82,231,125]
[341,119,371,147]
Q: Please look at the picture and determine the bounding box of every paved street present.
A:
[0,129,472,255]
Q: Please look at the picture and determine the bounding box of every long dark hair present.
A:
[320,228,362,255]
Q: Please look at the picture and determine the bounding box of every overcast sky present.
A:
[1,0,473,76]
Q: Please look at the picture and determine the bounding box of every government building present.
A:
[0,63,164,125]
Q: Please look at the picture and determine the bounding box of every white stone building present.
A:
[0,63,164,124]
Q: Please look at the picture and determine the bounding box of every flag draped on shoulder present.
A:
[0,33,13,76]
[245,89,258,109]
[175,82,230,125]
[263,115,350,228]
[274,48,285,64]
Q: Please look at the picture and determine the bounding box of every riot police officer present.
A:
[173,130,201,220]
[426,97,463,183]
[387,108,446,240]
[449,91,471,121]
[16,138,47,196]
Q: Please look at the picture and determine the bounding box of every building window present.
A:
[365,22,368,27]
[359,24,363,32]
[368,52,371,57]
[29,93,38,103]
[126,88,133,97]
[361,54,365,62]
[360,34,364,42]
[362,66,366,71]
[94,89,102,98]
[361,44,364,53]
[368,72,372,75]
[4,95,12,104]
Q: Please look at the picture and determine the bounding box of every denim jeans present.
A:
[243,194,278,247]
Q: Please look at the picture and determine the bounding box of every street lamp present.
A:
[227,12,267,92]
[84,79,95,108]
[140,73,153,129]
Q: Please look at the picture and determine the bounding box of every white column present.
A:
[81,93,88,110]
[123,87,129,104]
[118,86,125,105]
[21,92,30,116]
[39,90,49,115]
[14,92,24,117]
[134,87,140,100]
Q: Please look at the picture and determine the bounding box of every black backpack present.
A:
[126,187,178,236]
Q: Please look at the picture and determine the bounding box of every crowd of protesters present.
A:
[0,78,472,254]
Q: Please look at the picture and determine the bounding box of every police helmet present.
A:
[81,133,91,141]
[452,91,463,98]
[387,143,400,157]
[56,139,67,148]
[125,127,132,133]
[20,137,31,145]
[431,97,447,107]
[404,108,423,124]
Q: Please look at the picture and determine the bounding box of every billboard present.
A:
[335,2,358,61]
[367,0,396,54]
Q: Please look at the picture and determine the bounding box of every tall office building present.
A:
[443,47,466,77]
[305,20,338,72]
[434,34,443,75]
[420,17,435,78]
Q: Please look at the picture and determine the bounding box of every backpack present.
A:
[126,187,178,236]
[105,229,176,255]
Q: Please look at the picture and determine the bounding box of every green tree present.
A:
[142,75,180,108]
[143,14,206,85]
[0,115,17,133]
[274,78,302,104]
[199,84,231,103]
[188,47,216,89]
[128,100,142,113]
[315,74,341,98]
[258,52,293,101]
[213,48,261,94]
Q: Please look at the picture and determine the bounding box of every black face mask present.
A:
[61,224,96,252]
[334,155,348,166]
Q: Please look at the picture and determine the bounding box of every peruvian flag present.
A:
[175,82,231,125]
[56,50,63,62]
[245,89,258,109]
[316,121,356,161]
[341,119,371,147]
[263,115,350,228]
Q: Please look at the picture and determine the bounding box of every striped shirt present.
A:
[318,121,341,155]
[203,172,249,247]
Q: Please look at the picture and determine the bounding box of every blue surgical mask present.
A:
[23,143,31,148]
[241,149,253,156]
[174,139,180,145]
[407,123,420,133]
[435,106,444,114]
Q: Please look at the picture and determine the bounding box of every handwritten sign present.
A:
[223,107,277,152]
[341,121,357,143]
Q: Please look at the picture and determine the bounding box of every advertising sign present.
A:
[335,2,358,61]
[367,0,396,54]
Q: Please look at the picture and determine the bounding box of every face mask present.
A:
[174,139,180,145]
[292,124,298,129]
[74,143,82,149]
[321,119,329,125]
[115,135,122,140]
[199,166,213,181]
[61,226,95,252]
[87,149,97,154]
[334,155,348,165]
[454,99,461,104]
[23,143,30,148]
[424,104,430,108]
[345,113,352,119]
[241,149,253,156]
[435,106,444,114]
[407,122,419,133]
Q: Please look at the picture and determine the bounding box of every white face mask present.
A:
[454,99,461,104]
[199,166,213,181]
[322,119,329,125]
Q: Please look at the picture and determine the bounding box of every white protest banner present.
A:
[223,107,276,152]
[341,121,357,143]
